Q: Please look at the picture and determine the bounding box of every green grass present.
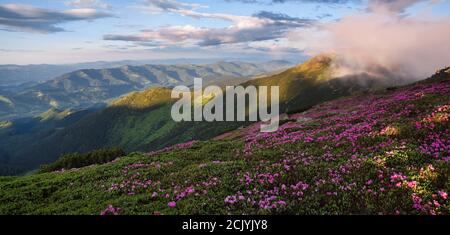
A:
[1,70,448,215]
[0,136,447,215]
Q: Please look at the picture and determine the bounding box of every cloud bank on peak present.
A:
[294,2,450,80]
[0,3,112,33]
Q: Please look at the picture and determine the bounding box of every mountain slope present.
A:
[0,61,292,120]
[244,54,397,113]
[0,55,408,175]
[0,67,448,215]
[0,107,99,175]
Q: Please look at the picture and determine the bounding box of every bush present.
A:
[39,148,125,173]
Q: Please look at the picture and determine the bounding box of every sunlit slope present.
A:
[0,56,402,175]
[0,67,448,215]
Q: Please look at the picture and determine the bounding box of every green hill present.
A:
[0,67,448,215]
[0,55,405,175]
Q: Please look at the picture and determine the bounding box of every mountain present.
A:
[0,58,289,86]
[244,54,398,113]
[0,61,148,86]
[0,55,404,175]
[0,66,448,215]
[0,61,292,121]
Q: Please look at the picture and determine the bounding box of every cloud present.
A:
[227,0,434,13]
[104,16,312,47]
[0,4,112,33]
[225,0,354,4]
[142,0,206,13]
[105,0,313,47]
[104,24,276,47]
[66,0,111,9]
[253,11,315,25]
[294,5,450,80]
[368,0,433,13]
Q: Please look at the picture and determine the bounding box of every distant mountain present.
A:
[0,55,405,175]
[0,62,143,86]
[0,59,294,86]
[0,61,292,120]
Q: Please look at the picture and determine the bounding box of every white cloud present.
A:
[104,0,313,47]
[0,4,112,33]
[66,0,111,9]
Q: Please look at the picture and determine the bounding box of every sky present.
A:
[0,0,449,65]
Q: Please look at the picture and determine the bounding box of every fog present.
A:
[301,3,450,81]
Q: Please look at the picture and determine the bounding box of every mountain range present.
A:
[0,64,448,214]
[0,58,292,87]
[0,60,292,121]
[0,55,405,175]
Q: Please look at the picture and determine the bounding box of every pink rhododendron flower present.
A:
[168,201,177,208]
[438,191,448,200]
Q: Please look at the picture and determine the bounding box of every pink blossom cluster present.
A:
[100,205,121,215]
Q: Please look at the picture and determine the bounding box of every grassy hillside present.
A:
[0,55,407,175]
[0,67,448,215]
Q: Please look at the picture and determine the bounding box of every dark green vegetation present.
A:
[0,61,291,120]
[0,107,99,175]
[0,87,245,175]
[0,69,448,215]
[39,148,125,173]
[0,56,406,175]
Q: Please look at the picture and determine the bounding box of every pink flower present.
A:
[100,205,121,215]
[433,200,441,207]
[406,181,417,188]
[438,191,448,200]
[224,196,237,204]
[168,201,177,208]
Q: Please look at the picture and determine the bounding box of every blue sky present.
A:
[0,0,449,64]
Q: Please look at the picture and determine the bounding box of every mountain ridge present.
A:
[0,61,292,121]
[0,55,417,175]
